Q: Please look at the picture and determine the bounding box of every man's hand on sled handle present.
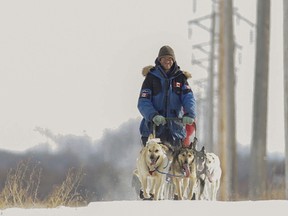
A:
[152,115,166,126]
[182,116,194,125]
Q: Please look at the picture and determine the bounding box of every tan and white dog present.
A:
[170,147,197,200]
[136,137,172,200]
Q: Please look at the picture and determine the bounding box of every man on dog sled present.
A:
[138,45,196,147]
[135,45,197,200]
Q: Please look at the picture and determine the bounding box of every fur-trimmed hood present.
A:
[142,65,192,79]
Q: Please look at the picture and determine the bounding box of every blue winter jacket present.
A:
[137,62,196,141]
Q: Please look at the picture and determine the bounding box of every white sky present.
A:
[0,0,284,153]
[1,200,288,216]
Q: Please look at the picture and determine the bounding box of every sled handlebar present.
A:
[164,117,182,121]
[152,117,197,139]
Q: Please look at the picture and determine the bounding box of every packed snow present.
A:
[1,200,288,216]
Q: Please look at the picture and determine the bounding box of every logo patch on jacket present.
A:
[175,82,182,88]
[140,89,151,99]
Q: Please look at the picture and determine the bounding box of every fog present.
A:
[0,117,284,201]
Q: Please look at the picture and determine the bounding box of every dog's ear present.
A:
[203,147,207,154]
[189,137,198,150]
[201,146,205,153]
[159,144,169,153]
[188,142,195,150]
[148,133,155,140]
[172,146,181,157]
[160,143,174,154]
[164,143,174,152]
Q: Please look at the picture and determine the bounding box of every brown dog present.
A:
[170,146,197,200]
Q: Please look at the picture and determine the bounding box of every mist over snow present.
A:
[0,118,142,202]
[32,118,143,169]
[0,117,284,202]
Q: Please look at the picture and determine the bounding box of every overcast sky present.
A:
[0,0,284,153]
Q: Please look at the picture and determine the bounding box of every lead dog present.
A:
[136,137,172,200]
[170,146,197,200]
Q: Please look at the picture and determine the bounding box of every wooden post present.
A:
[218,0,228,200]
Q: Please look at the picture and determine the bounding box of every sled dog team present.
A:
[134,136,222,201]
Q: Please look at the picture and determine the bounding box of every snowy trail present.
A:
[1,200,288,216]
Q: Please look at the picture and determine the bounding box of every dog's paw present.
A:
[139,190,154,200]
[191,193,196,200]
[139,189,144,199]
[143,197,153,201]
[173,194,179,200]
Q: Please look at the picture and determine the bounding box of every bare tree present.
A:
[283,0,288,200]
[249,0,271,200]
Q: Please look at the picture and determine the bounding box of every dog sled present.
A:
[132,118,222,201]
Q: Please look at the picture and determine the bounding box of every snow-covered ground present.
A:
[1,200,288,216]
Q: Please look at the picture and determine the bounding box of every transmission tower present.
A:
[188,0,255,152]
[188,0,255,200]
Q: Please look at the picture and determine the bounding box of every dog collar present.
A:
[149,169,156,175]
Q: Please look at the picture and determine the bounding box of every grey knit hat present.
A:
[158,45,175,61]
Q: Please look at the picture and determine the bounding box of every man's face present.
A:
[159,56,174,72]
